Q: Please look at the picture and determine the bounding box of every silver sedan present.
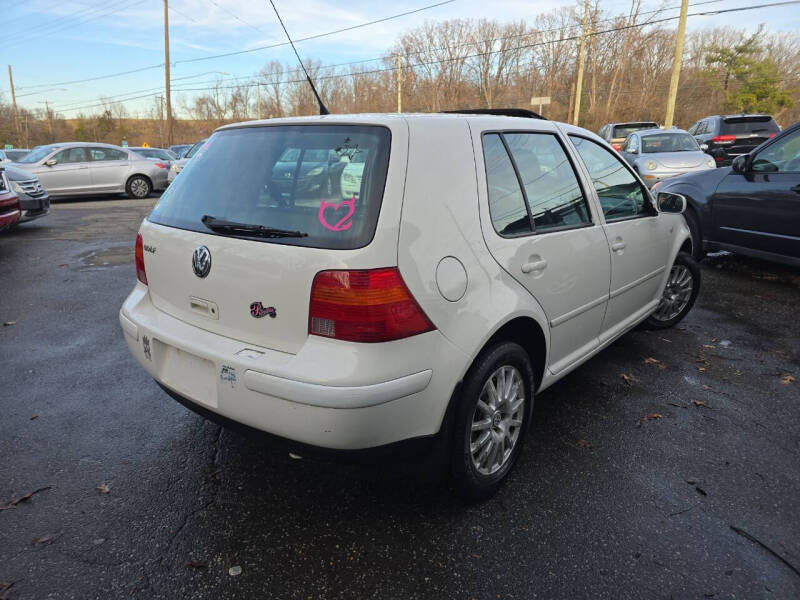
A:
[12,142,168,198]
[619,129,716,188]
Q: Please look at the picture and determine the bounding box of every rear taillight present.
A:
[769,132,776,138]
[309,268,435,343]
[611,144,622,151]
[711,135,736,143]
[154,162,167,169]
[135,233,148,285]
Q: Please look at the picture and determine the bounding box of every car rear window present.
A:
[612,123,658,138]
[148,125,391,249]
[721,116,779,135]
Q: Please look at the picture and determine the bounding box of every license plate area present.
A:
[157,342,217,408]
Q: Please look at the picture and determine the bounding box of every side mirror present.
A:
[700,143,708,151]
[45,159,58,166]
[656,191,686,214]
[732,155,748,173]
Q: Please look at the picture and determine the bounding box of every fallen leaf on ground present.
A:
[668,402,688,408]
[32,533,59,546]
[96,483,110,494]
[686,478,698,484]
[620,373,635,385]
[703,344,716,350]
[781,375,795,385]
[696,486,708,496]
[702,384,713,391]
[0,486,51,510]
[0,581,17,600]
[228,565,242,576]
[643,413,663,421]
[643,357,666,369]
[186,560,208,569]
[697,366,707,373]
[30,414,39,420]
[692,400,712,409]
[576,439,593,448]
[2,321,16,327]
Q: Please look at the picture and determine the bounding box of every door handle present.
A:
[611,240,627,252]
[521,259,548,274]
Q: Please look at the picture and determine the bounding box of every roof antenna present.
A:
[268,0,329,116]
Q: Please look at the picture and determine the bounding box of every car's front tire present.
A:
[126,175,152,199]
[451,341,533,500]
[643,252,701,330]
[684,208,705,262]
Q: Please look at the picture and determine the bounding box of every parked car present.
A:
[0,168,21,231]
[120,111,698,498]
[168,139,206,183]
[620,129,715,187]
[0,149,31,162]
[2,164,50,223]
[169,144,192,158]
[129,147,178,171]
[598,121,660,151]
[688,114,780,167]
[12,142,167,198]
[655,120,800,266]
[270,148,348,203]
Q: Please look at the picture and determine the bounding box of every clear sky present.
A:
[3,0,799,118]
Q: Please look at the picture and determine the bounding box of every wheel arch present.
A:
[126,173,153,191]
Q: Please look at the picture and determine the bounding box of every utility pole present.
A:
[257,83,261,120]
[7,65,20,141]
[572,0,589,126]
[45,100,53,140]
[396,53,403,113]
[163,0,173,146]
[159,95,165,147]
[664,0,688,128]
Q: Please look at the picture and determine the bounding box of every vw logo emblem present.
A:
[192,246,211,278]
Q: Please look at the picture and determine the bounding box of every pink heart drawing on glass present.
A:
[318,195,356,232]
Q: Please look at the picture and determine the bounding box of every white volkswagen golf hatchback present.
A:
[120,111,699,497]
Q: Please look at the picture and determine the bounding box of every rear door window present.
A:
[149,125,391,249]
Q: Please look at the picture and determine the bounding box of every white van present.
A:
[120,111,699,497]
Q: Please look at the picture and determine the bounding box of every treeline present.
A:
[2,1,799,149]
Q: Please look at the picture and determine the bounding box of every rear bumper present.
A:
[120,284,467,450]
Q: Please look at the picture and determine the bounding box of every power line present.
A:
[15,0,457,92]
[203,0,268,34]
[35,0,715,108]
[32,0,800,114]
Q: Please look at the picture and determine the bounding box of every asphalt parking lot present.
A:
[1,198,799,599]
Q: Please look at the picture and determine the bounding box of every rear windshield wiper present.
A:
[201,215,308,238]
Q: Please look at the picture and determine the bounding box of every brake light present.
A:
[769,133,776,138]
[711,135,736,143]
[309,268,435,343]
[154,162,167,169]
[611,144,622,151]
[135,233,148,285]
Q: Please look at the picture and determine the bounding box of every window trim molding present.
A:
[481,129,596,239]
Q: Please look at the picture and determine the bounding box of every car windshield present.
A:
[16,146,57,163]
[641,133,698,153]
[613,123,658,138]
[5,150,29,161]
[148,125,391,249]
[721,116,780,135]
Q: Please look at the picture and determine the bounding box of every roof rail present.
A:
[443,108,546,120]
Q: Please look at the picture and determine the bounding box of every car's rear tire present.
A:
[642,252,701,330]
[126,175,152,199]
[451,341,533,500]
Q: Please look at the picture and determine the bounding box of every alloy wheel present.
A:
[470,365,525,476]
[653,264,693,321]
